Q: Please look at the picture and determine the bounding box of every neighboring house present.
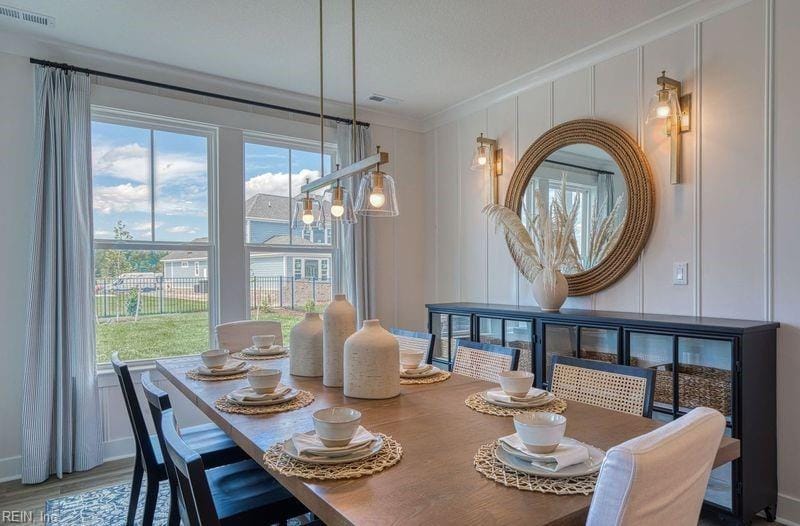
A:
[162,193,332,283]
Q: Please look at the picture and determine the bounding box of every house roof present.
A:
[245,193,331,221]
[162,238,209,261]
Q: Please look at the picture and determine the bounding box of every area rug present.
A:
[45,481,170,525]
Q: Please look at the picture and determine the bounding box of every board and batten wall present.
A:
[423,0,799,521]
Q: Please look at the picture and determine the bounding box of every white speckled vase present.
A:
[322,294,356,387]
[344,319,400,399]
[290,312,323,377]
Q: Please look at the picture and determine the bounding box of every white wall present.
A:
[423,0,799,521]
[0,39,425,480]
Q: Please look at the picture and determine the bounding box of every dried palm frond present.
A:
[586,194,626,268]
[482,204,542,282]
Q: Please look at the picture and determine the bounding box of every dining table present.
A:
[156,355,740,526]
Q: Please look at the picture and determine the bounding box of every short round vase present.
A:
[532,268,568,312]
[290,312,323,377]
[343,319,400,400]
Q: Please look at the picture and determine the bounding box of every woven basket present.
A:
[654,363,731,416]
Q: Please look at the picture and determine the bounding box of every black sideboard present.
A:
[426,302,779,525]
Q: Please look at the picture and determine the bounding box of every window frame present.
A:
[91,107,220,365]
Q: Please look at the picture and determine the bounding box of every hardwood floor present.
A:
[0,458,782,525]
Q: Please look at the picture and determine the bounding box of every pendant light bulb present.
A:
[331,203,345,217]
[302,211,315,225]
[477,145,488,166]
[369,189,386,208]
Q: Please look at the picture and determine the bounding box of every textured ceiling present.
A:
[2,0,691,118]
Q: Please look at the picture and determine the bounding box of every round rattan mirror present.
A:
[505,119,654,296]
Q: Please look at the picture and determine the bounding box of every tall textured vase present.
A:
[532,267,568,312]
[290,312,323,377]
[344,319,400,399]
[322,294,356,387]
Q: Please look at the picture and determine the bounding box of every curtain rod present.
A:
[543,158,614,176]
[29,58,371,127]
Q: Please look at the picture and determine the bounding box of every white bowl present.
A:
[247,369,281,394]
[201,349,229,370]
[399,350,426,370]
[252,334,276,349]
[513,412,567,454]
[498,370,534,397]
[312,407,362,447]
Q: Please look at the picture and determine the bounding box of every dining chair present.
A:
[451,339,520,382]
[159,407,310,526]
[548,355,656,417]
[390,327,436,364]
[111,354,244,526]
[587,407,726,526]
[216,320,283,352]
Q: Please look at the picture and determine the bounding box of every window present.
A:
[91,111,215,363]
[244,136,336,341]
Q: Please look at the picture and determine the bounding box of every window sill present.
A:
[96,355,197,387]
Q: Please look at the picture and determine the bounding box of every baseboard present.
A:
[0,455,21,483]
[778,493,800,526]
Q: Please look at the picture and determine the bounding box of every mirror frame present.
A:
[505,119,655,296]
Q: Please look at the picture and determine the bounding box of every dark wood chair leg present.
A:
[141,478,160,526]
[167,479,180,526]
[126,454,143,526]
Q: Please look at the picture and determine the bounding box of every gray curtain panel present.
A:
[22,66,103,484]
[334,123,372,324]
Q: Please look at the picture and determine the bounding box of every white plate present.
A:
[400,365,441,379]
[193,361,246,376]
[225,388,299,406]
[480,389,555,408]
[282,433,384,464]
[494,437,605,479]
[242,345,286,356]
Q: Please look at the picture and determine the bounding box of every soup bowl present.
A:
[312,407,362,447]
[513,412,566,453]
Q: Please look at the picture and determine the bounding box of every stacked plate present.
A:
[225,384,299,406]
[241,344,287,357]
[282,427,384,465]
[480,387,555,408]
[495,436,605,479]
[191,360,246,377]
[399,363,443,379]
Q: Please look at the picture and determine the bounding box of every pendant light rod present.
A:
[319,0,325,187]
[301,151,389,193]
[351,0,357,162]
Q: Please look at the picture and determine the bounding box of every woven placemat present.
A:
[185,365,257,382]
[214,390,315,415]
[230,351,289,361]
[400,371,451,385]
[465,393,567,417]
[263,434,402,480]
[474,442,597,495]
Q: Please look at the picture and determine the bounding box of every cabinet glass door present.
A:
[677,337,733,421]
[506,320,533,373]
[543,324,577,383]
[430,313,472,369]
[628,332,675,415]
[705,427,733,511]
[478,318,503,346]
[578,327,619,363]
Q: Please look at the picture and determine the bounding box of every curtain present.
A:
[334,123,372,324]
[21,66,103,484]
[595,173,615,219]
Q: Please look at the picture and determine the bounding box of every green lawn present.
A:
[96,308,307,364]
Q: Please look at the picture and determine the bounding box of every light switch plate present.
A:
[673,262,688,285]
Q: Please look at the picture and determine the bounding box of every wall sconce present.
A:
[472,133,504,203]
[646,70,691,184]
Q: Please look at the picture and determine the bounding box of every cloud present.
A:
[245,169,321,200]
[166,225,199,234]
[93,183,149,214]
[92,141,207,186]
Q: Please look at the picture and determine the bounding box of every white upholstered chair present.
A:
[586,407,726,526]
[216,320,283,352]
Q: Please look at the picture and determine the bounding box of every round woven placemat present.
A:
[230,351,288,361]
[213,390,315,415]
[263,434,402,480]
[465,393,567,417]
[400,371,451,385]
[185,365,257,382]
[474,442,597,495]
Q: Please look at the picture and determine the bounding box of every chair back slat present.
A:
[216,320,283,352]
[110,353,160,472]
[160,408,220,526]
[390,328,435,364]
[549,356,656,417]
[452,339,520,382]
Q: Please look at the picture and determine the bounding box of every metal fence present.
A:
[94,276,332,318]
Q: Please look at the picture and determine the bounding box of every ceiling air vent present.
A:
[0,4,55,27]
[367,93,402,105]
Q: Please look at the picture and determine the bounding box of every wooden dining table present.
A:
[156,355,740,526]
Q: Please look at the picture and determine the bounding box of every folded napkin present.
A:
[499,434,589,472]
[485,387,549,404]
[245,345,285,355]
[291,426,376,455]
[228,385,291,403]
[196,361,245,376]
[401,364,433,376]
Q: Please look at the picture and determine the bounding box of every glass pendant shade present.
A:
[354,170,399,217]
[646,88,681,124]
[292,195,325,230]
[323,185,357,224]
[471,143,490,170]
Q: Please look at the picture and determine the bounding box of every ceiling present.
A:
[1,0,692,119]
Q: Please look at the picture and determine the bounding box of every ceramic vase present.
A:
[290,312,323,377]
[532,268,568,312]
[322,294,356,387]
[343,319,400,399]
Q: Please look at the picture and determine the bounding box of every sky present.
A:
[91,121,331,242]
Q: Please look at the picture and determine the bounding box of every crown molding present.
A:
[421,0,753,132]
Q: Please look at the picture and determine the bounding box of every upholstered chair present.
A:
[216,320,282,352]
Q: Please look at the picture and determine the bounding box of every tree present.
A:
[95,221,134,278]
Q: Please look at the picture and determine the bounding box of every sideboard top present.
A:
[425,302,780,335]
